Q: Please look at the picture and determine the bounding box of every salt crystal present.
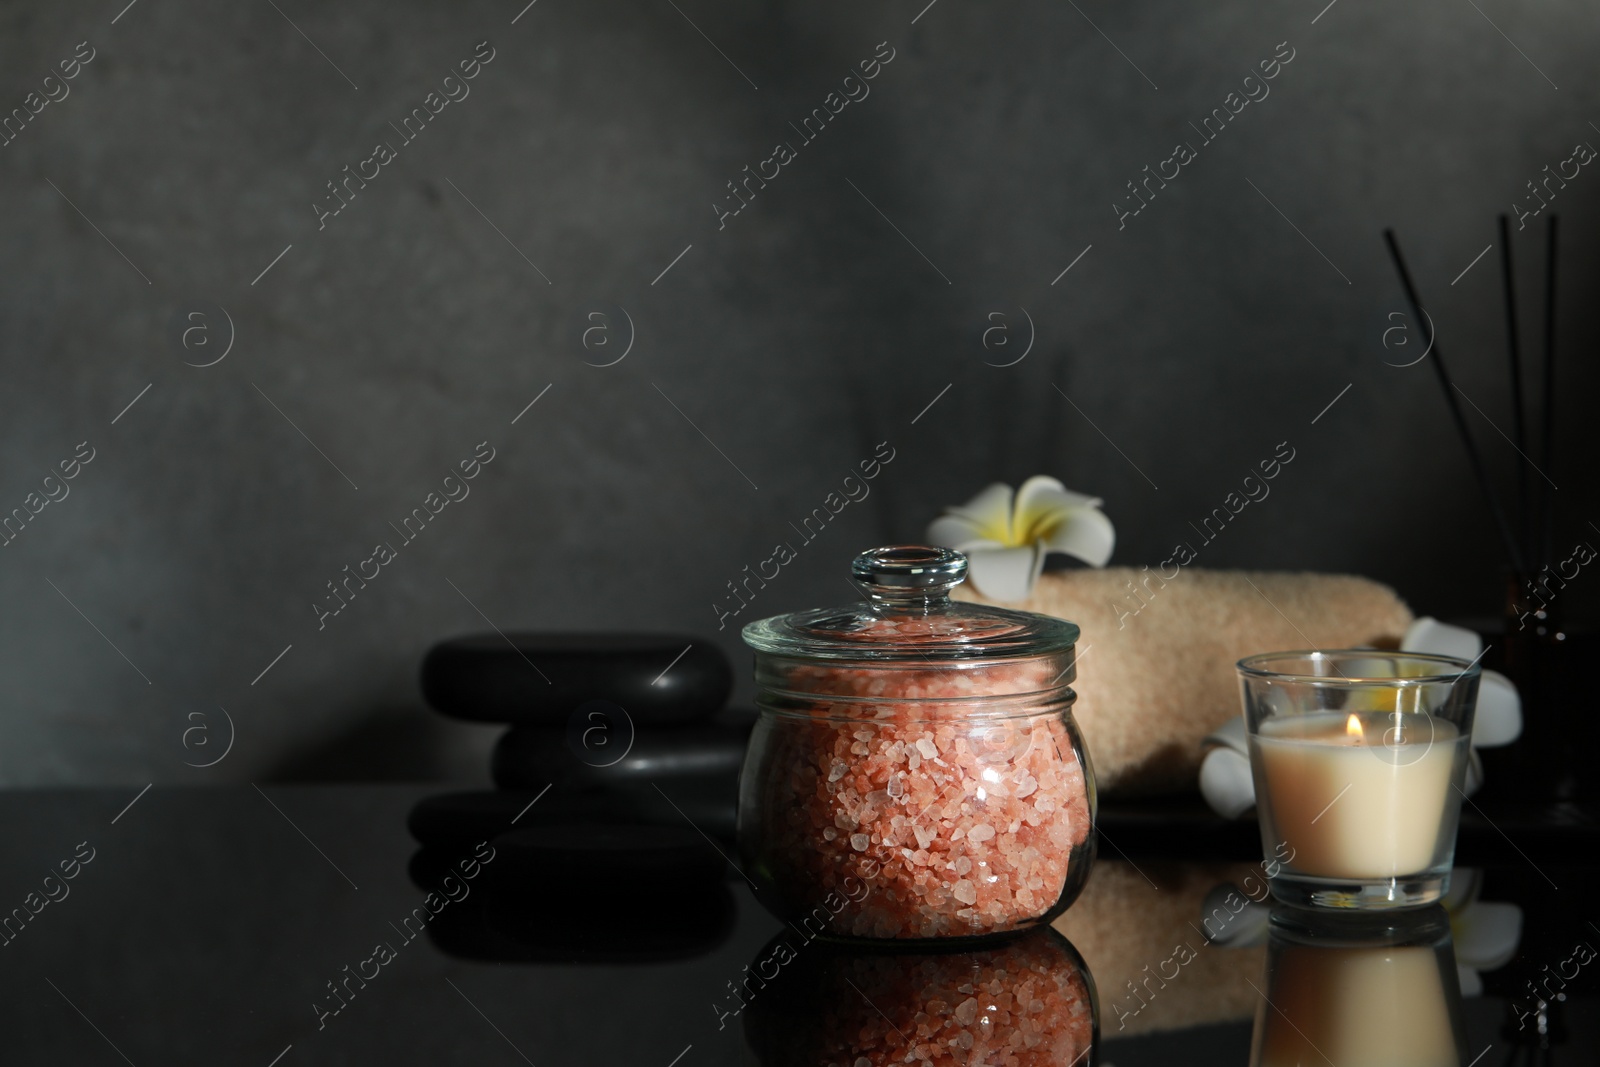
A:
[954,997,979,1025]
[752,655,1091,939]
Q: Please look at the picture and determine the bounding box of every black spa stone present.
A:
[489,708,753,791]
[420,632,732,725]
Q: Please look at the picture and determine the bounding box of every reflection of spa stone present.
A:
[408,823,735,964]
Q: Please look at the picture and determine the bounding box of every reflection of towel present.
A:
[1199,617,1523,818]
[958,568,1413,795]
[1052,861,1266,1036]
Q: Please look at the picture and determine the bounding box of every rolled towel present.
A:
[957,568,1414,795]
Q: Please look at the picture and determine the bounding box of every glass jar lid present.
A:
[741,545,1080,663]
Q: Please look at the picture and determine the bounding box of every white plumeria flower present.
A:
[927,475,1114,601]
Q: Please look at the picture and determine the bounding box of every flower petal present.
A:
[926,513,991,549]
[1014,475,1102,517]
[1402,616,1483,662]
[945,482,1017,543]
[1472,670,1522,748]
[1199,746,1256,819]
[964,544,1046,602]
[1039,505,1115,567]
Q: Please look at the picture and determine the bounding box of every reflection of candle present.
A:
[1251,711,1465,879]
[1256,942,1459,1067]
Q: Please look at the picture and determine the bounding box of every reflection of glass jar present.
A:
[743,925,1098,1066]
[739,546,1095,942]
[1250,906,1465,1067]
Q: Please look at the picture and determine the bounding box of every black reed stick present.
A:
[1384,228,1527,573]
[1497,215,1530,559]
[1539,214,1558,572]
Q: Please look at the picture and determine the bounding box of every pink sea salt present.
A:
[742,656,1093,939]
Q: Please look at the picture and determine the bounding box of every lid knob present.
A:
[851,545,967,611]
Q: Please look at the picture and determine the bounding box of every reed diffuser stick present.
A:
[1497,215,1530,557]
[1538,215,1558,572]
[1383,229,1526,573]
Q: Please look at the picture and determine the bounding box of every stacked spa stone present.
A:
[408,634,746,960]
[416,633,745,836]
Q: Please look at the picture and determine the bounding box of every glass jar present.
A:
[738,545,1096,942]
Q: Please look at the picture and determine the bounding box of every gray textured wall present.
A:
[1,0,1594,784]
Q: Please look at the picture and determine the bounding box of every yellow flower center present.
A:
[1013,508,1067,546]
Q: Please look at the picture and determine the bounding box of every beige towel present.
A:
[958,568,1413,795]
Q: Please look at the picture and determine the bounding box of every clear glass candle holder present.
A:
[1237,650,1480,910]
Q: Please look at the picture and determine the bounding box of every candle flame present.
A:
[1346,714,1364,741]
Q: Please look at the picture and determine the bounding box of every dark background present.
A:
[0,0,1594,784]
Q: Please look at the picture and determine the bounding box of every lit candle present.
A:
[1251,711,1467,880]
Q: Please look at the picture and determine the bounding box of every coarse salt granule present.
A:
[743,658,1092,939]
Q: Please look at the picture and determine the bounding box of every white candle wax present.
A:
[1252,711,1465,880]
